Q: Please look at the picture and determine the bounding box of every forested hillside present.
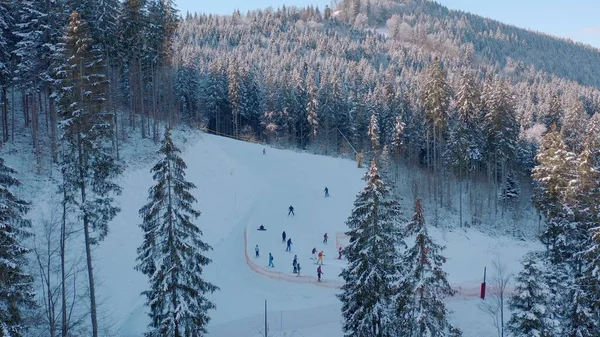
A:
[1,0,600,336]
[173,0,600,228]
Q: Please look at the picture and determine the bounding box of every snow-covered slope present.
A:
[18,130,541,336]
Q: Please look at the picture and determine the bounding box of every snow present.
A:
[10,129,543,337]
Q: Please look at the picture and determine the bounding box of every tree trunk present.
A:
[83,213,98,337]
[459,161,463,227]
[31,93,42,174]
[61,184,68,337]
[1,87,8,143]
[50,95,58,163]
[23,92,30,128]
[139,58,146,138]
[11,87,15,142]
[129,61,136,129]
[77,133,98,337]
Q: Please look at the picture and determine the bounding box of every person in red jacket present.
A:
[317,265,323,282]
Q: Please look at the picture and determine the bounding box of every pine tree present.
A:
[368,111,380,151]
[306,71,319,141]
[338,160,404,337]
[561,94,588,154]
[0,0,15,142]
[137,127,218,337]
[531,126,578,264]
[507,252,560,337]
[397,198,455,337]
[0,158,36,337]
[57,11,122,337]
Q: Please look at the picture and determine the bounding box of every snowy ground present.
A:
[9,129,542,336]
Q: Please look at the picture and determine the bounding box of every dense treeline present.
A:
[0,1,218,336]
[172,0,600,227]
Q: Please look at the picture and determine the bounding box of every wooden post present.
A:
[480,266,487,300]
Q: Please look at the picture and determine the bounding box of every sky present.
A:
[174,0,600,49]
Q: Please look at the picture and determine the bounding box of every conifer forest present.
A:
[1,0,600,336]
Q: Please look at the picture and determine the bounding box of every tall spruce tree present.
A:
[136,127,218,337]
[507,252,561,337]
[57,11,122,337]
[531,126,578,264]
[338,160,404,337]
[0,0,15,142]
[397,199,456,337]
[0,158,36,337]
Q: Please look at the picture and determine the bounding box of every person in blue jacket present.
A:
[268,253,274,267]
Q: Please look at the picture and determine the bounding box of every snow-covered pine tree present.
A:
[136,127,218,337]
[306,70,319,141]
[391,115,405,158]
[338,159,404,337]
[396,198,456,337]
[368,110,380,151]
[531,125,578,264]
[0,158,36,337]
[560,94,588,154]
[57,11,122,337]
[0,0,16,142]
[507,252,561,337]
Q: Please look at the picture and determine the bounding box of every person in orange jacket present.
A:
[317,251,324,265]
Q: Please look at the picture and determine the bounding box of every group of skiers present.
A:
[253,186,342,282]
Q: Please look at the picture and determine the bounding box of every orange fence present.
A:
[244,227,493,297]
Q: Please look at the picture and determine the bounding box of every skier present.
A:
[286,238,292,252]
[288,205,295,216]
[311,247,317,259]
[268,253,274,267]
[282,230,286,242]
[324,187,329,197]
[317,265,323,282]
[263,148,266,155]
[255,245,260,258]
[338,246,343,259]
[317,251,324,265]
[293,255,298,273]
[296,262,301,276]
[323,233,328,244]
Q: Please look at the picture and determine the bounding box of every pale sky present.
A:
[174,0,600,48]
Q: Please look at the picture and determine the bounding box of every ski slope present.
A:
[18,130,542,336]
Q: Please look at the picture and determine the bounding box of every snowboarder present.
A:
[263,148,266,155]
[323,233,328,244]
[257,225,266,231]
[268,253,274,267]
[293,255,298,273]
[338,246,343,259]
[317,251,324,265]
[324,187,329,197]
[286,238,292,252]
[296,262,301,276]
[311,247,317,259]
[288,205,295,216]
[282,230,286,242]
[317,265,323,282]
[255,245,260,257]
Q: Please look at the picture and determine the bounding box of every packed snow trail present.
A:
[87,131,541,336]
